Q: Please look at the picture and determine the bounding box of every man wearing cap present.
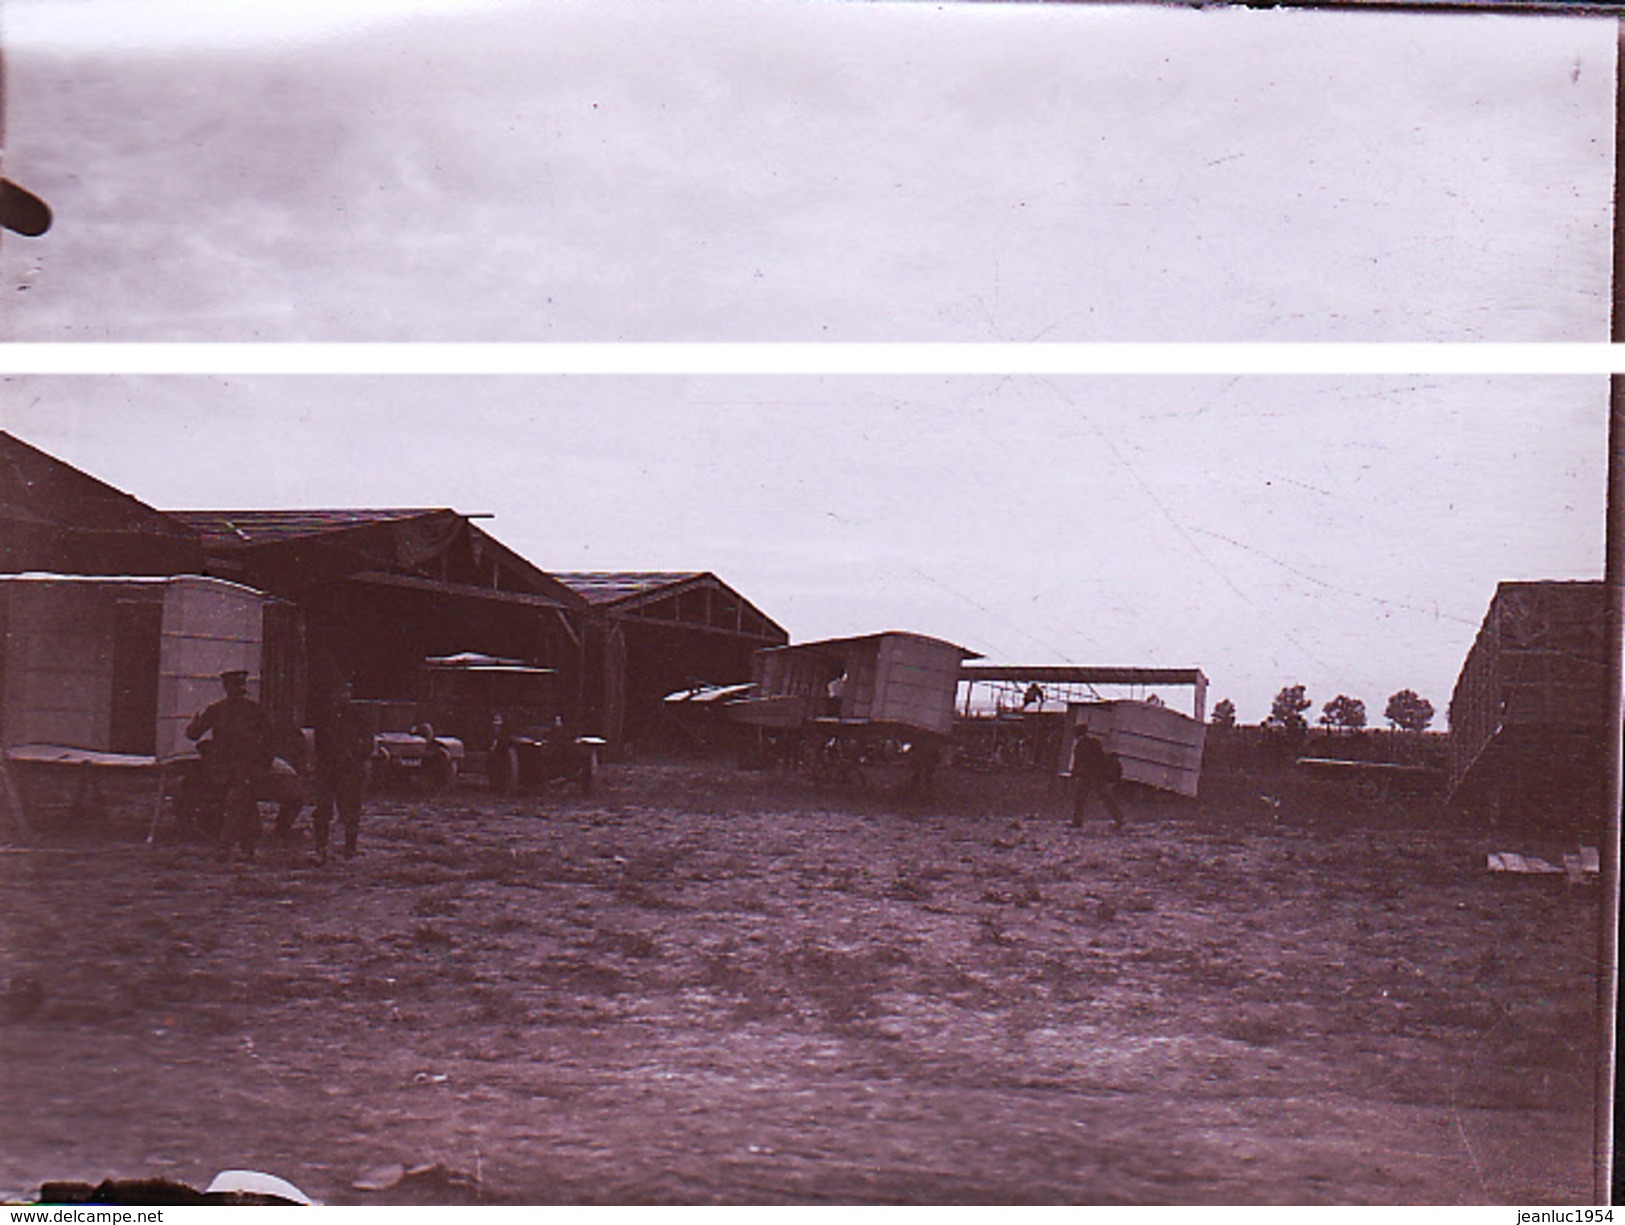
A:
[309,679,375,863]
[186,670,274,862]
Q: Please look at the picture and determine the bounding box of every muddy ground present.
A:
[0,759,1604,1204]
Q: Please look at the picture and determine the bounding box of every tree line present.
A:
[1208,687,1435,734]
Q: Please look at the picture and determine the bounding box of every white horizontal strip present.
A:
[0,343,1619,376]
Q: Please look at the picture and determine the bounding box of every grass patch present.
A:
[535,955,628,996]
[232,873,291,899]
[980,881,1044,906]
[591,928,660,959]
[408,924,456,950]
[1218,1010,1294,1047]
[375,861,462,888]
[412,892,463,918]
[613,881,679,910]
[884,874,933,903]
[782,939,909,1023]
[419,842,472,868]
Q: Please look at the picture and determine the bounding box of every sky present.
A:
[0,374,1607,725]
[0,3,1612,724]
[0,0,1615,341]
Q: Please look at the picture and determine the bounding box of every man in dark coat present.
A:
[1070,726,1125,830]
[310,680,374,863]
[185,670,273,861]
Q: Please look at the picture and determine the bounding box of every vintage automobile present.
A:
[371,724,464,792]
[416,653,603,796]
[487,717,606,796]
[352,699,463,793]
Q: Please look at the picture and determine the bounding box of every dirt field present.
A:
[0,759,1604,1205]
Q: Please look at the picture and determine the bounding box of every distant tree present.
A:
[1210,698,1237,728]
[1266,684,1312,733]
[1320,694,1367,732]
[1384,689,1435,734]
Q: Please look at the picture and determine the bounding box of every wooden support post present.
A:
[1600,391,1623,1205]
[1595,21,1625,1206]
[67,766,106,824]
[146,760,170,845]
[0,752,33,844]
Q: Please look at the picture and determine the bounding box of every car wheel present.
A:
[425,752,457,794]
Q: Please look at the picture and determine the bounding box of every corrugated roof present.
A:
[1,432,199,538]
[0,431,205,575]
[553,572,708,606]
[170,508,450,547]
[167,508,587,607]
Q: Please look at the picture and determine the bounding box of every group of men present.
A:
[184,669,1125,855]
[183,670,375,864]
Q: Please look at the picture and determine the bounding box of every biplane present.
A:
[958,664,1210,797]
[725,631,979,786]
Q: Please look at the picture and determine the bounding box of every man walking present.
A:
[185,670,273,862]
[310,679,374,863]
[1069,725,1126,830]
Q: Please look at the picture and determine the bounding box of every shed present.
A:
[554,571,788,750]
[731,631,980,739]
[170,508,586,727]
[1447,580,1608,826]
[0,573,301,762]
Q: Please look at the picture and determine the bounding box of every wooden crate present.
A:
[1066,700,1207,798]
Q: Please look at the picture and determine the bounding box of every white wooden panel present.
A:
[2,583,115,751]
[22,710,102,748]
[871,636,963,736]
[1069,700,1207,798]
[163,578,265,639]
[848,655,879,720]
[157,580,265,761]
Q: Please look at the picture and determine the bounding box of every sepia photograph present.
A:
[0,0,1617,342]
[0,0,1619,1211]
[0,375,1610,1204]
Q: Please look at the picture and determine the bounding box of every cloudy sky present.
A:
[0,0,1614,341]
[0,3,1612,723]
[0,375,1606,724]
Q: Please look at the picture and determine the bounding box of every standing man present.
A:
[186,670,273,862]
[1069,725,1126,831]
[310,679,374,864]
